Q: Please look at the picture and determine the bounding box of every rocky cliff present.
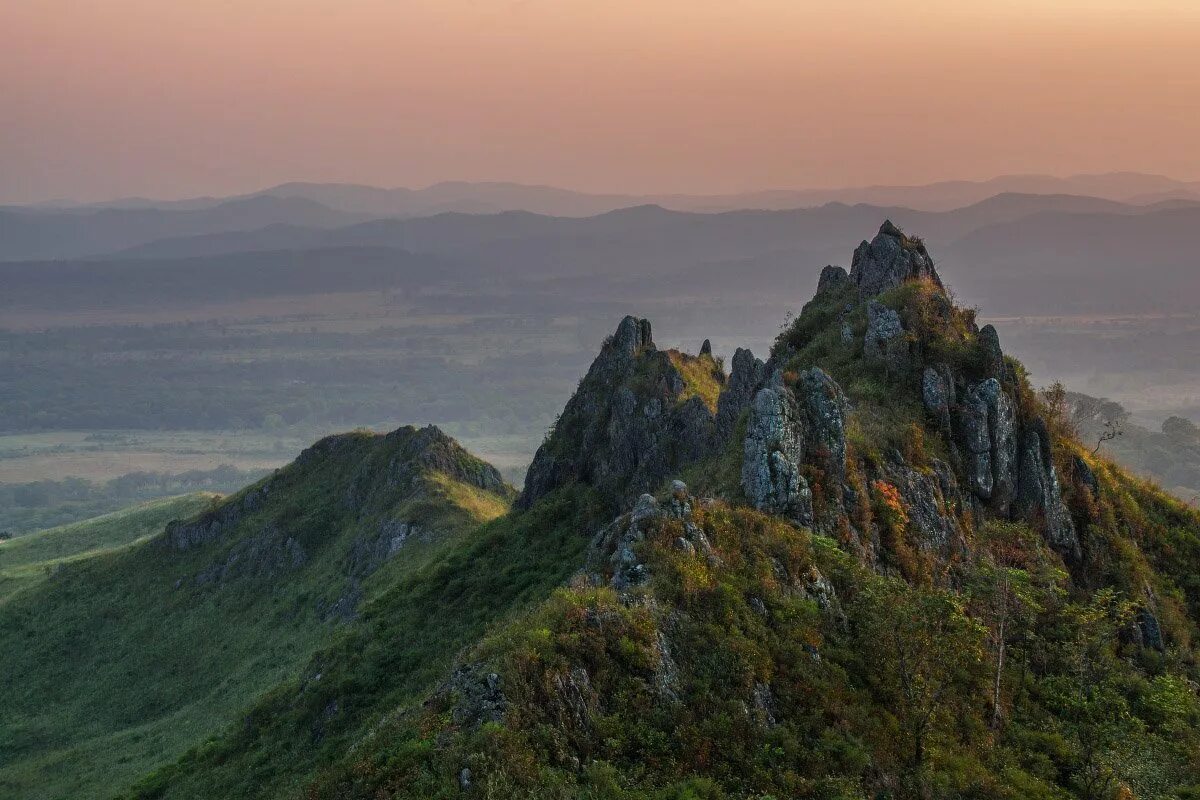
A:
[518,315,726,512]
[520,221,1081,580]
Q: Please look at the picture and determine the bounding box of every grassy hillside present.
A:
[304,468,1200,800]
[0,426,512,800]
[0,493,215,602]
[126,485,604,800]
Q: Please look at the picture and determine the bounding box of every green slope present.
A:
[126,485,603,800]
[0,426,513,800]
[0,493,216,603]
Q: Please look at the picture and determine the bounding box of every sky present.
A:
[3,0,1199,203]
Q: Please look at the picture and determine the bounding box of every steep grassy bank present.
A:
[0,426,512,800]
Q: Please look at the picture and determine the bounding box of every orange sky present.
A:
[3,0,1198,203]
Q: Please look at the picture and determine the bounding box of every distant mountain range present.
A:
[0,195,367,261]
[22,170,1200,218]
[3,191,1198,318]
[2,173,1198,320]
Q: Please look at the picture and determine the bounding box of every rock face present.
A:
[716,347,766,437]
[957,379,1018,512]
[742,374,813,526]
[922,366,952,433]
[849,220,944,298]
[521,221,1084,579]
[816,264,851,295]
[518,316,725,511]
[880,459,964,556]
[586,481,715,589]
[798,367,849,489]
[1015,420,1081,564]
[741,367,847,528]
[863,300,907,373]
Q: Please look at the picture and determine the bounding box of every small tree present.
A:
[852,580,987,789]
[1091,417,1123,456]
[1038,589,1138,800]
[967,521,1066,728]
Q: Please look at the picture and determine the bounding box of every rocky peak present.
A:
[612,315,655,359]
[816,265,851,295]
[165,424,511,553]
[519,221,1084,576]
[395,424,508,494]
[517,317,729,512]
[849,219,944,298]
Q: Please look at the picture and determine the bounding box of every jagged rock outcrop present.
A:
[742,373,813,526]
[716,347,765,437]
[741,367,848,528]
[163,483,271,551]
[399,425,509,495]
[523,222,1083,580]
[797,367,849,489]
[1015,419,1081,563]
[957,379,1018,512]
[587,484,716,589]
[518,316,725,511]
[816,264,851,295]
[441,665,508,727]
[978,324,1006,380]
[863,300,907,373]
[191,524,307,586]
[879,459,964,557]
[849,220,944,298]
[922,365,952,433]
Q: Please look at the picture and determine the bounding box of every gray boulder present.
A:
[849,220,944,298]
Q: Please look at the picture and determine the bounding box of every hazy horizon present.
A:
[5,0,1200,204]
[12,169,1200,209]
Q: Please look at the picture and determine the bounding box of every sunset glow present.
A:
[4,0,1198,201]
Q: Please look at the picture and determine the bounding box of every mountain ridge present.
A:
[101,221,1200,800]
[0,424,515,799]
[21,171,1200,217]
